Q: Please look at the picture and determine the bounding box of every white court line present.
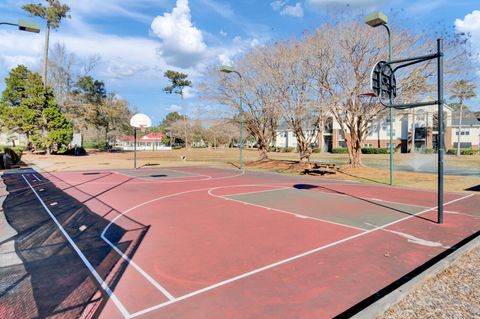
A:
[21,174,131,319]
[32,173,42,182]
[129,192,476,318]
[367,198,430,209]
[98,170,247,302]
[24,165,478,317]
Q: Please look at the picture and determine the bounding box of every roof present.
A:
[118,132,165,142]
[451,110,480,126]
[141,133,164,142]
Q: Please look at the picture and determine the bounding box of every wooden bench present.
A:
[302,162,337,175]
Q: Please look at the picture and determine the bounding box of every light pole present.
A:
[0,20,40,33]
[220,65,244,170]
[365,12,394,186]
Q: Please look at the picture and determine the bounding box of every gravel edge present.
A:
[351,233,480,319]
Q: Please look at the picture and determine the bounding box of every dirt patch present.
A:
[246,159,311,173]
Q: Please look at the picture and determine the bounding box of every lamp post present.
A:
[220,65,244,170]
[0,20,40,33]
[365,12,394,186]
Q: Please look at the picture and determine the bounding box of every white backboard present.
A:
[130,113,152,128]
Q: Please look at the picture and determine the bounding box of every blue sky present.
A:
[0,0,479,124]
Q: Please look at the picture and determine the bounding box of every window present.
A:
[456,129,470,136]
[363,143,373,148]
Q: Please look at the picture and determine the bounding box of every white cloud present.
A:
[0,27,166,87]
[271,1,287,11]
[219,29,228,37]
[455,10,480,62]
[167,104,182,112]
[151,0,207,68]
[280,3,304,18]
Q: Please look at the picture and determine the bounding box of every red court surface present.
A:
[3,166,479,319]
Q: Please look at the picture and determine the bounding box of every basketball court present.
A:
[1,166,479,319]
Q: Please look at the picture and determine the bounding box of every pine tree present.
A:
[1,65,73,152]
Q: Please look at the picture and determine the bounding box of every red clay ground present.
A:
[3,166,479,319]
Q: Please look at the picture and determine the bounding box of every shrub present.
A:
[268,146,277,152]
[332,147,348,154]
[282,147,295,153]
[362,148,389,154]
[3,147,22,164]
[0,145,26,153]
[419,148,434,154]
[312,148,321,153]
[447,149,478,155]
[172,145,183,150]
[361,148,375,154]
[461,149,478,155]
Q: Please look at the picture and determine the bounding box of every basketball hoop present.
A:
[130,113,152,169]
[130,113,152,129]
[370,60,397,101]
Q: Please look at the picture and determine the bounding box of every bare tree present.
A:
[199,47,280,160]
[260,40,318,162]
[309,22,438,167]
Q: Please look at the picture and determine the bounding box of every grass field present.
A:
[22,148,480,193]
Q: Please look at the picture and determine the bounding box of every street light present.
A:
[0,20,40,33]
[220,65,244,170]
[365,11,394,186]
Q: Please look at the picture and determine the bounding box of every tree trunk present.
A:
[346,131,363,167]
[299,150,311,163]
[258,145,269,161]
[456,100,463,156]
[350,147,362,167]
[42,25,50,85]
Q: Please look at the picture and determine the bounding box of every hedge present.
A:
[332,147,348,154]
[447,149,479,155]
[361,147,389,154]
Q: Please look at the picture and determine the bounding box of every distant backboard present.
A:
[130,113,152,129]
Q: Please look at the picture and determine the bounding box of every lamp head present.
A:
[220,65,235,74]
[18,20,40,33]
[365,12,388,27]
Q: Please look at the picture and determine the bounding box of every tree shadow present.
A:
[465,185,480,192]
[292,182,436,224]
[0,170,149,318]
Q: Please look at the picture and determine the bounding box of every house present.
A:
[117,133,171,151]
[0,132,28,147]
[274,103,480,153]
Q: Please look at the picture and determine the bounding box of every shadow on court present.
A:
[0,171,148,319]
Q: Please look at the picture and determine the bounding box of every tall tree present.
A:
[163,70,192,147]
[260,40,318,163]
[450,79,477,155]
[1,65,72,152]
[22,0,70,85]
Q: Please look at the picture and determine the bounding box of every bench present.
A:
[302,162,337,175]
